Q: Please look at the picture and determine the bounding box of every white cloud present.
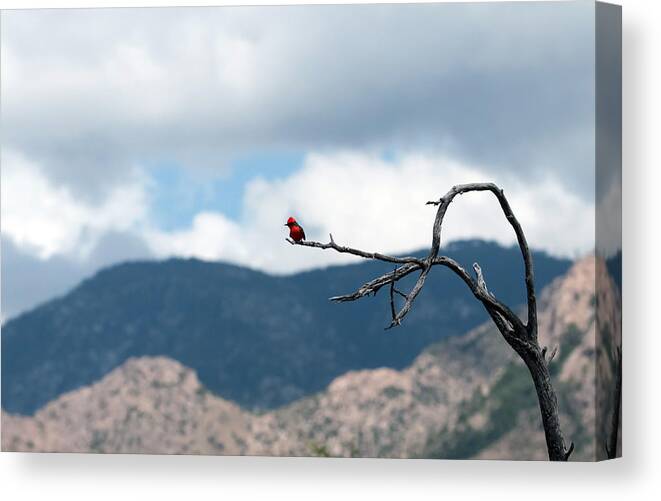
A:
[1,149,149,260]
[1,3,595,199]
[146,212,250,263]
[145,151,595,274]
[1,147,594,272]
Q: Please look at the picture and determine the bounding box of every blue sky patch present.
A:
[147,151,305,230]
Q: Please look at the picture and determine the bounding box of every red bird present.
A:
[284,216,306,242]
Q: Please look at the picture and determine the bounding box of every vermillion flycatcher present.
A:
[284,217,306,242]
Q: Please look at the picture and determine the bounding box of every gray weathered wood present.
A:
[288,182,572,461]
[606,346,622,459]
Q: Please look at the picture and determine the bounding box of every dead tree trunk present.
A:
[606,346,622,459]
[519,343,574,461]
[287,182,574,461]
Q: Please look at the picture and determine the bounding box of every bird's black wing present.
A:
[300,226,306,240]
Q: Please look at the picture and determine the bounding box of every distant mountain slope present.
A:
[253,256,603,460]
[2,256,610,460]
[2,357,252,455]
[1,240,571,415]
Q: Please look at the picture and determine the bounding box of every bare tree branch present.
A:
[387,277,399,330]
[427,183,537,339]
[606,346,622,459]
[387,265,433,328]
[431,256,526,334]
[473,263,491,296]
[303,238,524,331]
[291,184,536,333]
[288,182,571,461]
[542,345,558,365]
[329,262,422,302]
[287,234,424,266]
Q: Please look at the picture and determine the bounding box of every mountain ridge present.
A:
[1,239,571,415]
[2,255,612,460]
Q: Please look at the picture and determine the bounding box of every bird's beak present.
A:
[284,223,288,227]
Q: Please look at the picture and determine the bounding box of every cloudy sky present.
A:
[1,2,601,321]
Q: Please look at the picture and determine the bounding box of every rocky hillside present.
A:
[3,256,618,460]
[2,357,252,455]
[253,256,609,461]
